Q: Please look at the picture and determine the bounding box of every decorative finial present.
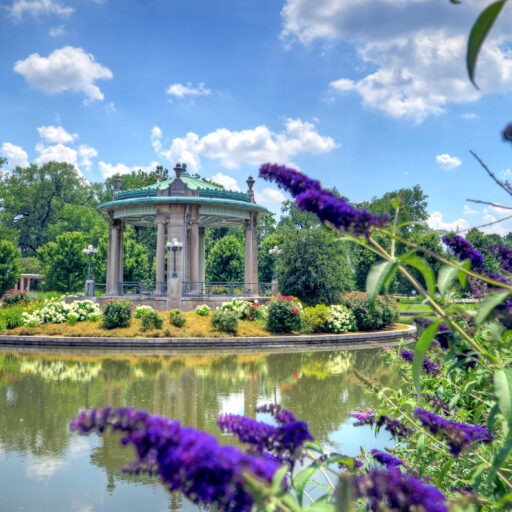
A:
[246,176,255,203]
[113,174,122,196]
[174,162,183,179]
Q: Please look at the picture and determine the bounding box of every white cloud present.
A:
[7,0,73,21]
[254,187,287,210]
[460,112,478,120]
[166,82,211,98]
[35,142,78,168]
[151,126,162,153]
[210,172,240,191]
[14,46,113,101]
[463,204,478,215]
[1,142,29,168]
[37,125,77,144]
[482,213,507,236]
[427,211,469,232]
[25,455,64,480]
[284,0,512,122]
[98,161,159,178]
[78,145,98,172]
[436,153,461,170]
[499,168,512,181]
[157,118,338,172]
[49,24,65,36]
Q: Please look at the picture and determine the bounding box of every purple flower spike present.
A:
[415,318,453,351]
[70,407,282,512]
[348,468,447,512]
[217,413,312,465]
[259,163,389,236]
[442,235,484,270]
[488,244,512,272]
[350,409,412,439]
[370,449,405,469]
[414,408,492,457]
[255,403,296,424]
[400,349,440,375]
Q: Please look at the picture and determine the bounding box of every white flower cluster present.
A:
[195,304,211,316]
[220,298,268,320]
[21,299,102,326]
[134,305,155,318]
[20,360,101,382]
[323,305,357,334]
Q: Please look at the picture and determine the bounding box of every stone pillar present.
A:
[199,227,206,285]
[118,221,124,287]
[107,215,120,296]
[19,277,25,291]
[155,219,166,293]
[244,219,252,295]
[26,277,31,292]
[185,228,192,282]
[189,206,200,293]
[251,213,259,295]
[167,204,186,308]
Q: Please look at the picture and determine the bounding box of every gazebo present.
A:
[97,163,269,310]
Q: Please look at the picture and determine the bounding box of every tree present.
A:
[258,233,283,283]
[277,227,353,306]
[0,240,21,295]
[0,162,100,256]
[206,235,244,282]
[37,232,88,292]
[123,238,151,282]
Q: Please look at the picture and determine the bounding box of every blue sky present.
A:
[1,0,512,234]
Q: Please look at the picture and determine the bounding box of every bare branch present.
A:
[466,199,512,210]
[458,212,512,233]
[470,150,512,196]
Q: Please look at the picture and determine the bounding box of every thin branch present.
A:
[466,199,512,210]
[470,150,512,196]
[457,213,512,233]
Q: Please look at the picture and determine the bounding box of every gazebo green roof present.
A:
[97,167,267,227]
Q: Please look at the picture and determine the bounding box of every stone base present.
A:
[85,280,95,297]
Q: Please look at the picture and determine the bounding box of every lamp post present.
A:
[83,245,98,296]
[166,238,183,278]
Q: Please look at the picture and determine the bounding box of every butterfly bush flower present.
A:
[347,468,447,512]
[414,408,492,457]
[255,403,295,424]
[70,407,282,512]
[400,349,440,375]
[350,409,412,439]
[415,318,453,350]
[487,244,512,272]
[217,413,312,465]
[415,393,454,417]
[442,235,484,270]
[370,449,405,469]
[259,163,390,236]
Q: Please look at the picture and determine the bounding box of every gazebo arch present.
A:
[97,163,269,310]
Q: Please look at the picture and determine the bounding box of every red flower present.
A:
[292,308,298,317]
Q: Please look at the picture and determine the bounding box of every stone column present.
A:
[199,227,206,285]
[167,204,186,308]
[118,221,125,287]
[185,228,192,282]
[189,206,200,293]
[26,277,31,292]
[155,219,166,293]
[251,213,259,295]
[107,216,120,296]
[244,219,252,295]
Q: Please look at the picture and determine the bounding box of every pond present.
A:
[0,346,398,511]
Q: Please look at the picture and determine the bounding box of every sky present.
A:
[1,0,512,234]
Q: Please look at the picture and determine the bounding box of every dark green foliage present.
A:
[37,232,88,293]
[206,234,244,282]
[258,233,282,283]
[0,306,24,330]
[169,309,186,327]
[0,240,21,295]
[211,309,238,334]
[341,292,399,331]
[19,257,43,274]
[140,310,163,332]
[102,299,132,329]
[1,290,29,306]
[277,227,353,306]
[266,298,302,334]
[303,305,330,333]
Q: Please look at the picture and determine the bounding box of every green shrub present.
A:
[169,309,186,328]
[211,309,238,334]
[102,299,132,329]
[341,291,398,331]
[141,310,163,332]
[303,305,330,333]
[266,297,302,334]
[0,307,24,330]
[1,289,30,306]
[195,304,211,316]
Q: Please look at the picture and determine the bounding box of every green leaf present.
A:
[304,441,324,454]
[435,459,454,487]
[488,403,500,438]
[413,320,441,392]
[304,504,336,512]
[494,369,512,425]
[456,259,471,289]
[335,474,356,512]
[271,465,289,495]
[293,465,319,506]
[400,254,435,296]
[467,1,506,87]
[437,265,459,297]
[366,261,397,313]
[487,431,512,485]
[475,290,510,326]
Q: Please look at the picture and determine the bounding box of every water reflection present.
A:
[0,348,397,511]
